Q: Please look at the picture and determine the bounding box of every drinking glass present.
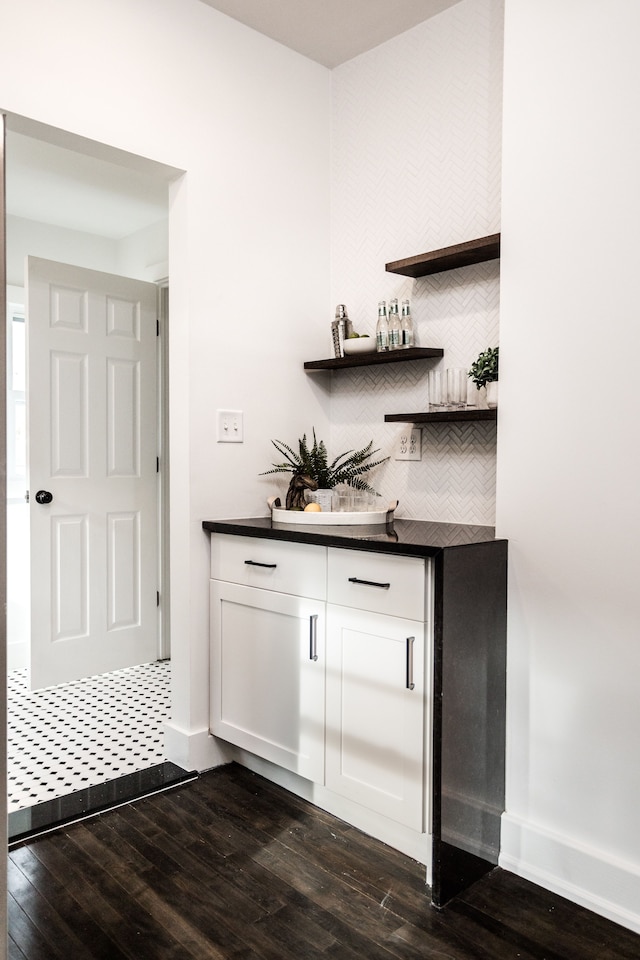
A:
[428,369,444,408]
[446,367,468,409]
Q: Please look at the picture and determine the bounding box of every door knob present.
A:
[35,490,53,504]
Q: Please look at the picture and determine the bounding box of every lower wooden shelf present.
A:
[385,408,497,424]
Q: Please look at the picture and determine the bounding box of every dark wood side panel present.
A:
[433,539,508,908]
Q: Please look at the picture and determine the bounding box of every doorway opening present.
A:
[4,117,183,832]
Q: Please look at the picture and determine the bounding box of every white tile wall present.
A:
[329,0,503,525]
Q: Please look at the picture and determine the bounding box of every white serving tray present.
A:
[268,497,397,526]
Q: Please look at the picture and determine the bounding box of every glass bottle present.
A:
[400,299,414,348]
[388,298,401,350]
[376,300,389,352]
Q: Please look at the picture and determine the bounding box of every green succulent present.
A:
[469,346,499,389]
[261,429,388,495]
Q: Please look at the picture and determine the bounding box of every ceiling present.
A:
[198,0,462,68]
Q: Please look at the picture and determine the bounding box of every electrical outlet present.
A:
[394,427,421,461]
[216,409,243,442]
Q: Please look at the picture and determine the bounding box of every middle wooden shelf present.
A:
[304,346,443,371]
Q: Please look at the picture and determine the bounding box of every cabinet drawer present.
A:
[328,547,425,620]
[210,534,326,600]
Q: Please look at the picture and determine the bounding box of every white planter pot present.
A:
[486,381,498,408]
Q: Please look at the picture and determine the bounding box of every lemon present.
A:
[304,502,322,512]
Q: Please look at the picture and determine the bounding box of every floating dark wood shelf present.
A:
[385,233,500,279]
[385,408,497,424]
[304,347,444,371]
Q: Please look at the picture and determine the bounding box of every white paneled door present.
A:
[27,257,159,689]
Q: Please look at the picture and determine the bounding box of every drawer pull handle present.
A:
[348,576,390,589]
[244,560,277,569]
[309,614,318,661]
[406,637,415,690]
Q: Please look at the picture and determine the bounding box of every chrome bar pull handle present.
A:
[244,560,277,569]
[406,636,415,690]
[348,576,390,590]
[309,614,318,661]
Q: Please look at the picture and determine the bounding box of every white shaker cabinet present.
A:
[205,520,507,909]
[325,604,426,830]
[209,536,327,783]
[325,546,429,830]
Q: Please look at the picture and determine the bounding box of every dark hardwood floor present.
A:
[8,762,640,959]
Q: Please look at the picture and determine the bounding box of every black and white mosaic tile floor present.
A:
[7,660,171,813]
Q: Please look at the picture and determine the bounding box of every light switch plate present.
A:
[394,427,421,460]
[216,409,243,442]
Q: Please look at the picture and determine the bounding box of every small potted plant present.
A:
[468,346,499,408]
[261,429,388,511]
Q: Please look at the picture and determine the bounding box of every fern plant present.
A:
[261,429,388,495]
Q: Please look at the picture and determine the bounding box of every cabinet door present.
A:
[210,581,325,784]
[326,604,426,830]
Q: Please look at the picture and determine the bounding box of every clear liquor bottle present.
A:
[400,299,414,348]
[376,300,389,352]
[388,298,401,350]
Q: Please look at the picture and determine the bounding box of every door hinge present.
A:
[157,591,160,607]
[156,456,160,473]
[156,317,160,336]
[25,490,29,503]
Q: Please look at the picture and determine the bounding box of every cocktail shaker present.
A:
[331,304,353,358]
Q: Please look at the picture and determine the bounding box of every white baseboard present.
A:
[163,721,232,772]
[500,813,640,935]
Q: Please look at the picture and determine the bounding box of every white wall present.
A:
[0,0,332,781]
[6,215,119,285]
[7,215,168,286]
[330,0,503,525]
[116,219,168,282]
[498,0,640,933]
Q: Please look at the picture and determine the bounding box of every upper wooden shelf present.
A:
[304,347,444,371]
[385,408,497,424]
[385,233,501,279]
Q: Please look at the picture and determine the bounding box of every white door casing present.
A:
[28,256,158,689]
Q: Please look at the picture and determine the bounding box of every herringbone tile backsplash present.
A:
[329,0,503,526]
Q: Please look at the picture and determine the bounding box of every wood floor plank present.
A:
[458,869,640,960]
[8,763,640,960]
[67,817,257,959]
[8,937,29,960]
[79,799,330,960]
[194,765,430,919]
[9,855,105,960]
[93,806,277,928]
[154,783,269,859]
[25,830,146,945]
[7,894,61,960]
[252,832,437,960]
[9,846,129,960]
[33,828,197,960]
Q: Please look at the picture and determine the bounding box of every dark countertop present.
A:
[202,516,501,559]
